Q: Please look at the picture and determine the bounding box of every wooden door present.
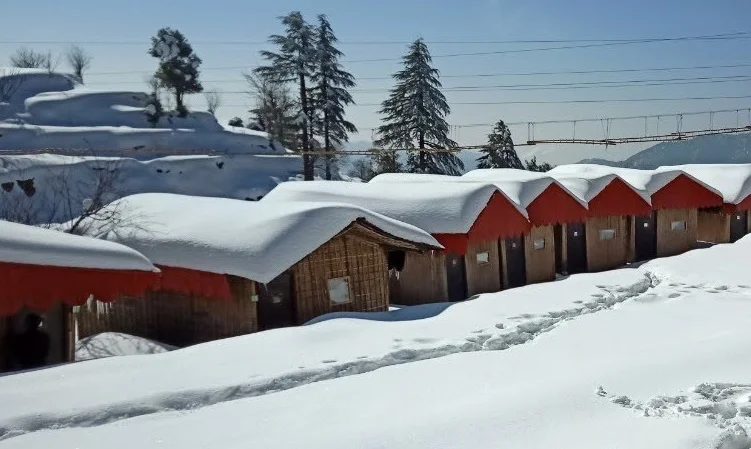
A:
[553,224,564,274]
[634,212,657,261]
[504,237,527,288]
[730,211,748,243]
[566,222,588,274]
[444,253,467,301]
[257,273,295,331]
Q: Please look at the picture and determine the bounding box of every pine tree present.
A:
[255,12,317,180]
[149,28,203,117]
[375,38,462,175]
[228,117,244,127]
[525,156,554,172]
[477,119,523,169]
[311,14,357,180]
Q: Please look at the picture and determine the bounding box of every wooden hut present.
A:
[0,220,159,373]
[656,164,751,244]
[73,193,441,347]
[264,179,532,304]
[461,169,590,283]
[548,172,653,272]
[551,165,724,260]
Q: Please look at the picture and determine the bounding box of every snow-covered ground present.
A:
[1,237,750,447]
[75,333,174,362]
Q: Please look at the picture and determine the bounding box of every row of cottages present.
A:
[0,220,160,373]
[262,180,534,304]
[550,165,724,259]
[655,164,751,244]
[72,193,441,347]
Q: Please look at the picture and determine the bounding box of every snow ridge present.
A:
[0,272,657,440]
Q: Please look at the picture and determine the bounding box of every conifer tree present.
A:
[149,28,202,117]
[311,14,357,180]
[255,12,317,180]
[375,38,462,175]
[477,119,523,169]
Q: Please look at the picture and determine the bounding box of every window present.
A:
[476,251,490,265]
[736,214,743,221]
[671,221,687,231]
[533,239,545,250]
[643,222,650,228]
[327,277,351,305]
[572,231,579,237]
[599,229,616,241]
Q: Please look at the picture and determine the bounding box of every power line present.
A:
[2,31,750,46]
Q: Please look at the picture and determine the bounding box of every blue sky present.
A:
[3,0,751,163]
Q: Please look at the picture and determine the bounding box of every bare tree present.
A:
[66,45,92,82]
[347,158,375,181]
[10,47,58,72]
[245,72,299,150]
[204,91,221,116]
[0,69,25,103]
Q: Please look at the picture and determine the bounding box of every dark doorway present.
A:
[553,225,564,274]
[566,222,588,274]
[504,237,527,288]
[634,212,657,261]
[445,253,467,301]
[257,272,295,331]
[730,211,748,243]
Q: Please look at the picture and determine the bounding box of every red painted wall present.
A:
[588,178,652,217]
[651,174,723,210]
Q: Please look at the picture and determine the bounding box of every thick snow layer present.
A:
[549,171,652,204]
[76,333,175,361]
[0,69,286,155]
[0,153,302,223]
[71,193,440,283]
[262,179,527,233]
[655,164,751,204]
[551,163,724,198]
[2,238,751,447]
[0,219,155,271]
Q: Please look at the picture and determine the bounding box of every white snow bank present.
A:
[71,193,441,283]
[655,163,751,204]
[76,333,175,361]
[262,179,524,233]
[0,219,155,271]
[0,153,302,224]
[4,242,751,448]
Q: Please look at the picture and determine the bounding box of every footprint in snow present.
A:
[738,285,750,289]
[668,293,681,299]
[322,359,337,364]
[412,337,437,344]
[573,300,583,304]
[356,356,368,360]
[715,285,729,291]
[590,293,605,298]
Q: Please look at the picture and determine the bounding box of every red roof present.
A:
[526,183,589,226]
[433,191,531,254]
[0,262,160,317]
[588,177,652,217]
[651,174,724,210]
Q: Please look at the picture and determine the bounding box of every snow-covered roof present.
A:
[546,171,652,205]
[549,164,723,198]
[75,193,441,284]
[263,180,525,233]
[0,220,156,272]
[459,168,589,209]
[654,164,751,205]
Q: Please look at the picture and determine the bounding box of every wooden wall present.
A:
[697,209,730,244]
[389,251,447,306]
[524,225,556,284]
[464,239,502,297]
[76,275,258,348]
[292,233,390,323]
[585,215,629,272]
[656,208,698,257]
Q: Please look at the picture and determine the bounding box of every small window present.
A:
[327,277,351,305]
[573,231,579,237]
[671,221,687,231]
[643,222,650,228]
[476,251,490,265]
[736,214,743,221]
[533,239,545,250]
[599,229,616,241]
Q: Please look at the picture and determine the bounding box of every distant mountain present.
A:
[578,133,751,169]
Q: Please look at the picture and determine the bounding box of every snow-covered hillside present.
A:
[0,69,286,154]
[580,132,751,169]
[1,237,751,448]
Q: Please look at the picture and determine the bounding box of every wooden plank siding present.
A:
[697,208,731,244]
[656,208,698,257]
[292,232,390,324]
[75,275,258,347]
[524,225,557,284]
[464,239,502,297]
[585,215,630,272]
[389,251,448,305]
